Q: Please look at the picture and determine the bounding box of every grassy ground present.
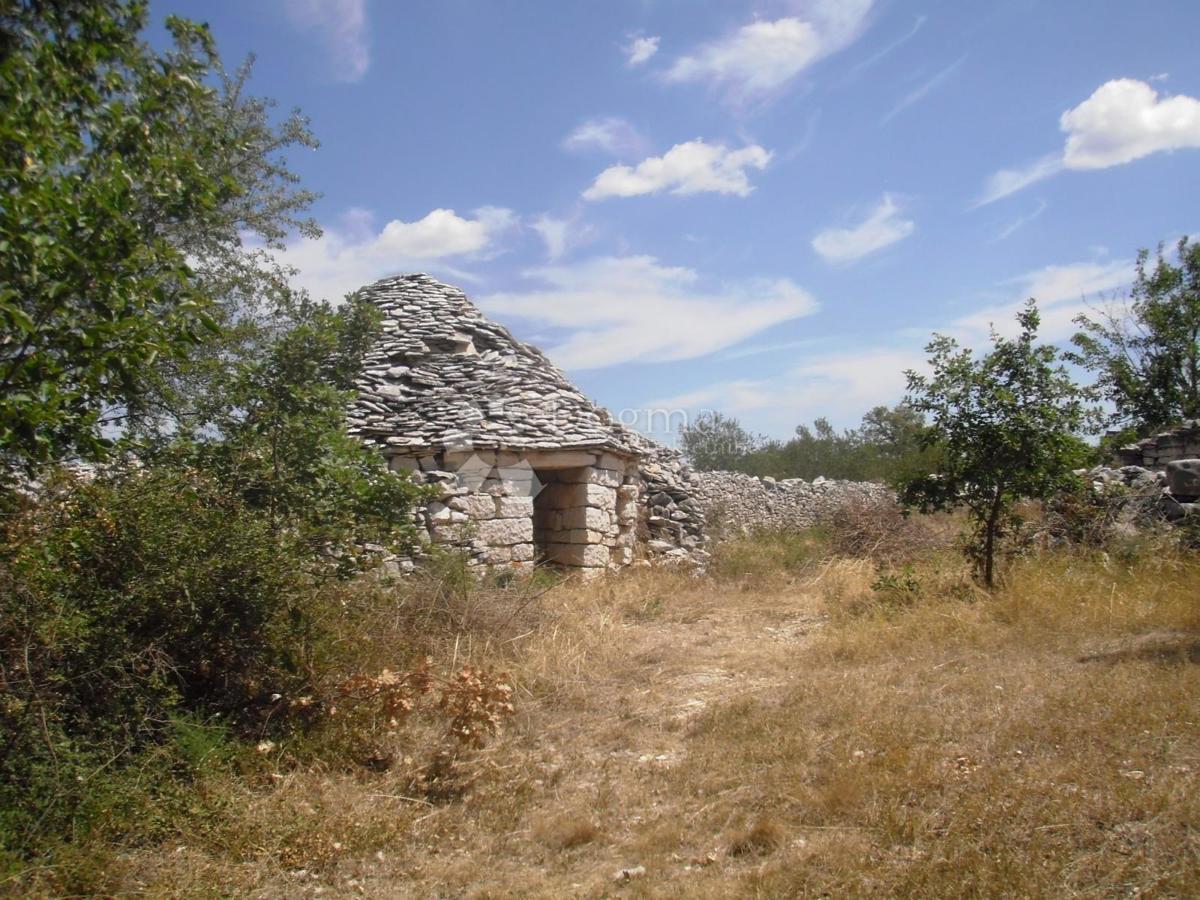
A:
[8,531,1200,898]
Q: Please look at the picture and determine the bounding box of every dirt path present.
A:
[367,585,830,898]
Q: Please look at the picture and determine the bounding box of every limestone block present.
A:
[544,543,610,568]
[612,546,633,566]
[511,543,535,562]
[428,502,453,523]
[596,452,629,471]
[483,546,512,564]
[461,493,498,519]
[560,506,612,531]
[565,528,612,544]
[431,524,468,544]
[478,516,534,546]
[496,495,534,518]
[1166,459,1200,498]
[523,449,598,469]
[587,468,623,488]
[583,483,617,511]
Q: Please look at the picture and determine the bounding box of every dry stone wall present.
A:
[689,470,895,536]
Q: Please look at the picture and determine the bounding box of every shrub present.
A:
[0,465,315,859]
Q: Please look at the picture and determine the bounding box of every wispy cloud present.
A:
[812,193,914,264]
[978,78,1200,204]
[583,140,772,200]
[977,154,1065,206]
[990,199,1048,242]
[624,34,660,66]
[561,117,649,158]
[664,1,874,105]
[846,14,926,78]
[281,0,370,82]
[880,54,967,124]
[479,255,817,370]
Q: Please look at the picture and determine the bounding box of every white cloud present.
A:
[583,140,772,200]
[978,79,1200,204]
[624,35,660,66]
[1060,78,1200,169]
[561,117,649,158]
[281,0,369,82]
[281,206,517,302]
[479,255,817,370]
[812,194,914,263]
[665,1,873,103]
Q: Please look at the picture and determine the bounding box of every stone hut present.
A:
[348,274,651,575]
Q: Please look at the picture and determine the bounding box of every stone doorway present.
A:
[531,466,617,569]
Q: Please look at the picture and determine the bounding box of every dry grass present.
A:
[14,535,1200,898]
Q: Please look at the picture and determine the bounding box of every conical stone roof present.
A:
[348,274,640,456]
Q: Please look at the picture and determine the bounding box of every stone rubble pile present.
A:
[1080,460,1200,527]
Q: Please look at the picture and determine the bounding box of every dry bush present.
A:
[825,496,954,564]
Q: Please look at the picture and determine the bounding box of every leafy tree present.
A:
[0,1,318,474]
[903,300,1092,587]
[1069,237,1200,436]
[178,296,423,571]
[679,410,763,471]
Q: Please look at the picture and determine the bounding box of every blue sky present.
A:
[159,0,1200,441]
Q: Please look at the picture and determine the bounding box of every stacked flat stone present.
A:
[349,274,638,456]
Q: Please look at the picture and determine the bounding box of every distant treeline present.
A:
[678,405,942,484]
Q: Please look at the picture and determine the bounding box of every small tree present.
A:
[903,300,1092,587]
[679,410,762,471]
[1068,237,1200,436]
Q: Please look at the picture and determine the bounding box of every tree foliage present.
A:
[0,0,318,473]
[1069,237,1200,436]
[902,300,1092,587]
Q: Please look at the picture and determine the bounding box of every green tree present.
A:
[0,1,317,473]
[903,300,1092,588]
[1069,237,1200,436]
[679,410,763,471]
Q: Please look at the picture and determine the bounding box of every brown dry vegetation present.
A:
[9,528,1200,898]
